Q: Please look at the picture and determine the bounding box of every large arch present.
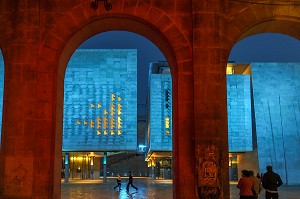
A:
[222,2,300,58]
[0,1,195,198]
[222,1,300,189]
[43,14,194,198]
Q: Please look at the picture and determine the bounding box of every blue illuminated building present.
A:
[0,50,299,184]
[146,62,300,183]
[63,49,137,151]
[61,49,140,179]
[148,62,172,151]
[146,61,172,179]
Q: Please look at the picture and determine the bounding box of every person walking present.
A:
[262,165,283,199]
[126,171,138,192]
[249,170,263,199]
[237,170,255,199]
[114,175,122,191]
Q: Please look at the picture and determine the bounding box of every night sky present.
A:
[79,31,300,106]
[228,33,300,63]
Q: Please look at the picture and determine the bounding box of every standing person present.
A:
[114,175,122,191]
[249,170,263,199]
[237,170,255,199]
[126,171,138,192]
[262,165,283,199]
[256,173,261,180]
[260,173,264,182]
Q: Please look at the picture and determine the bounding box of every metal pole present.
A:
[103,152,107,182]
[64,153,69,183]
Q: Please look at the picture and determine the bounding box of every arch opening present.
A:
[227,32,300,191]
[57,18,177,197]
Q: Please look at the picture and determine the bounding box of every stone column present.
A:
[103,152,107,182]
[99,157,101,178]
[193,1,229,198]
[0,1,60,198]
[90,156,94,179]
[81,156,85,179]
[64,153,69,183]
[172,42,195,198]
[151,164,155,180]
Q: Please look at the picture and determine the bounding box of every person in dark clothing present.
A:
[256,173,261,180]
[126,171,138,192]
[262,165,283,199]
[114,175,122,191]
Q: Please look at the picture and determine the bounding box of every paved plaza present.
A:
[61,178,300,199]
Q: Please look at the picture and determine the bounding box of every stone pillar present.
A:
[90,156,94,179]
[172,45,196,197]
[64,153,69,183]
[99,157,101,178]
[0,1,60,198]
[151,165,155,180]
[193,1,229,198]
[103,152,107,182]
[81,156,85,179]
[72,154,75,179]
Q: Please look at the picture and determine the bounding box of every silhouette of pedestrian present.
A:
[237,170,255,199]
[262,165,283,199]
[256,173,261,180]
[249,170,263,199]
[114,175,122,191]
[126,171,138,192]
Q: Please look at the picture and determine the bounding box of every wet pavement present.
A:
[61,178,300,199]
[61,178,172,199]
[230,181,300,199]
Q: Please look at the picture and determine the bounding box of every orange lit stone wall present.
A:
[0,0,299,198]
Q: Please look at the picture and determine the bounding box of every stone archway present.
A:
[48,15,194,198]
[221,5,300,191]
[0,1,195,196]
[222,3,300,58]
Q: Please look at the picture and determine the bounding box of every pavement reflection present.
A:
[61,178,300,199]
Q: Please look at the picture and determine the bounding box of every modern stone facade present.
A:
[145,62,300,185]
[148,62,172,152]
[227,74,252,152]
[252,63,300,185]
[63,49,137,151]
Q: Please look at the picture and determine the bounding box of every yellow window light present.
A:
[111,93,115,101]
[90,120,94,128]
[165,117,170,128]
[117,104,122,115]
[110,117,115,129]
